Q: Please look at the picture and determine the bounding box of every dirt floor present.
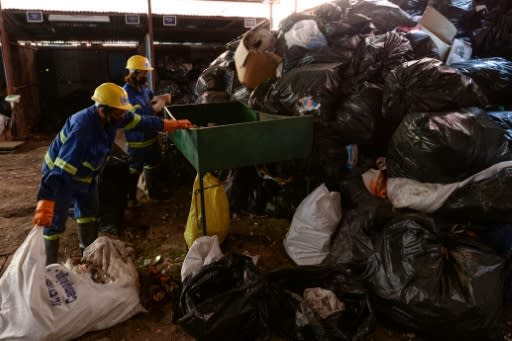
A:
[1,136,511,341]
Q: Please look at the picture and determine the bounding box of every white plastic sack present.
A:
[0,227,144,341]
[284,19,328,50]
[284,184,342,265]
[180,235,223,282]
[387,160,512,212]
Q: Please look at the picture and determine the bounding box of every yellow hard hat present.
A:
[125,55,154,71]
[91,82,133,111]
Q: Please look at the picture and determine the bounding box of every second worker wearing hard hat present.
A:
[33,82,191,265]
[123,55,172,206]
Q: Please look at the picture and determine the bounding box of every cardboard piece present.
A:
[419,6,457,61]
[234,29,282,89]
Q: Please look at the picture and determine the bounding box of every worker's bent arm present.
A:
[118,111,164,132]
[37,126,88,201]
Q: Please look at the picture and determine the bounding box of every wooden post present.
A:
[0,4,15,95]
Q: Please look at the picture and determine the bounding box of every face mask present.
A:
[137,76,148,85]
[108,115,122,125]
[105,110,124,126]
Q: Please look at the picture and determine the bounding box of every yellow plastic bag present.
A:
[184,172,230,247]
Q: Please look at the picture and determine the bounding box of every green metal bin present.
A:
[167,101,313,234]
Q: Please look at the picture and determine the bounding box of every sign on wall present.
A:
[125,15,140,25]
[26,11,43,23]
[163,15,177,26]
[244,18,257,28]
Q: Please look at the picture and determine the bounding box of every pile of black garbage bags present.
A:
[173,0,512,340]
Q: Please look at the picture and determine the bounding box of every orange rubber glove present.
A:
[33,200,56,226]
[163,119,192,132]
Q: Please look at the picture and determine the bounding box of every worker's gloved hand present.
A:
[33,200,56,226]
[163,119,192,132]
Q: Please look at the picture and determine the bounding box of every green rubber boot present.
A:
[44,238,60,265]
[77,222,98,253]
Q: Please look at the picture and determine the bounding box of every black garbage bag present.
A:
[309,131,349,186]
[195,66,228,95]
[282,45,310,69]
[209,50,235,68]
[279,13,320,34]
[389,0,427,16]
[472,5,512,59]
[474,224,512,258]
[450,57,512,105]
[263,179,309,219]
[196,90,231,104]
[324,210,376,268]
[161,142,196,186]
[337,175,394,223]
[246,178,282,215]
[98,144,130,230]
[329,35,368,58]
[283,46,354,74]
[230,86,251,104]
[405,30,441,59]
[350,0,417,33]
[382,58,487,124]
[266,265,376,341]
[313,2,343,21]
[173,254,272,341]
[224,167,261,213]
[370,214,504,340]
[248,79,277,113]
[238,160,310,218]
[325,176,394,267]
[175,253,376,341]
[347,31,413,85]
[260,63,343,119]
[387,109,512,183]
[323,14,375,42]
[196,50,239,96]
[437,167,512,223]
[487,110,512,130]
[334,82,383,145]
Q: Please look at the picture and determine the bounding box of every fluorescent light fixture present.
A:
[17,40,138,47]
[48,14,110,23]
[154,41,223,47]
[102,41,138,47]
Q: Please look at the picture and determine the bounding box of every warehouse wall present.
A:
[154,45,224,103]
[36,47,136,133]
[9,43,39,138]
[28,45,224,133]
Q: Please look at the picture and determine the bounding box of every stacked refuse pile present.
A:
[175,0,512,340]
[155,56,207,104]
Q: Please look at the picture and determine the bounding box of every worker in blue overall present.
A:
[123,55,171,206]
[33,82,192,265]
